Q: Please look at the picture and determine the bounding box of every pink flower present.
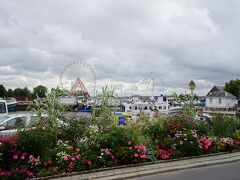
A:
[75,148,80,153]
[143,149,147,153]
[21,155,25,160]
[129,147,133,150]
[48,160,52,165]
[140,154,147,159]
[134,153,139,158]
[28,171,33,177]
[128,141,132,146]
[139,144,144,150]
[13,154,18,160]
[63,156,68,161]
[62,172,67,176]
[76,154,81,159]
[84,160,92,165]
[71,158,76,162]
[29,155,34,159]
[134,145,139,149]
[67,146,73,150]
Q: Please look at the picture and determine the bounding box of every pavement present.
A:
[52,152,240,180]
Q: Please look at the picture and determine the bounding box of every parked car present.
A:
[0,114,48,136]
[195,111,212,121]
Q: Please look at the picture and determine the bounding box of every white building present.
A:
[205,86,236,109]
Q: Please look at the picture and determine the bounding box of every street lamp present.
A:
[188,80,196,95]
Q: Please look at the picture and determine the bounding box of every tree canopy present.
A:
[0,84,6,98]
[33,85,48,98]
[225,79,240,98]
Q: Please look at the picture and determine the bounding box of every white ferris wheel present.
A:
[59,60,96,98]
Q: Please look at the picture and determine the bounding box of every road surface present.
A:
[130,161,240,180]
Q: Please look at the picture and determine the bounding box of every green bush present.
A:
[59,117,91,144]
[17,127,56,157]
[143,117,169,142]
[210,114,240,137]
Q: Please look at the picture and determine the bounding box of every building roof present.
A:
[206,85,236,99]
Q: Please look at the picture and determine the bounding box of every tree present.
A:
[225,79,240,98]
[0,84,6,98]
[33,85,48,98]
[6,89,14,98]
[14,88,24,97]
[22,87,31,97]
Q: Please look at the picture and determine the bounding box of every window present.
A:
[159,106,162,110]
[144,106,148,110]
[219,99,222,104]
[209,98,212,104]
[6,119,17,128]
[0,103,6,113]
[129,106,131,110]
[135,107,137,110]
[163,106,166,110]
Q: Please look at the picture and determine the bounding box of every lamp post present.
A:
[188,80,196,95]
[188,80,196,109]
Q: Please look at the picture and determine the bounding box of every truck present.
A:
[0,100,8,116]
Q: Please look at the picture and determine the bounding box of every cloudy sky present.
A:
[0,0,239,96]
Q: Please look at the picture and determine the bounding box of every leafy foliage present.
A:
[0,84,6,98]
[210,114,240,137]
[92,86,119,133]
[173,93,197,119]
[33,85,48,98]
[225,79,240,98]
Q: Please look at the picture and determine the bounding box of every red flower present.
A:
[129,147,133,150]
[140,154,147,159]
[134,153,139,158]
[28,171,33,177]
[158,149,171,160]
[48,160,52,165]
[13,154,18,160]
[128,141,132,146]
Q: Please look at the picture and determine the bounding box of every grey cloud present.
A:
[0,0,239,95]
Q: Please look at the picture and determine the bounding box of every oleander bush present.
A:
[1,87,240,179]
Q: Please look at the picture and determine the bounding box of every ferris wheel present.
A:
[60,60,96,97]
[136,72,168,95]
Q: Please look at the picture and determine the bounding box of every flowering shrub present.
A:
[199,136,212,152]
[0,134,19,170]
[1,104,240,179]
[158,149,172,160]
[127,141,152,163]
[54,142,88,173]
[96,148,117,168]
[220,137,234,152]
